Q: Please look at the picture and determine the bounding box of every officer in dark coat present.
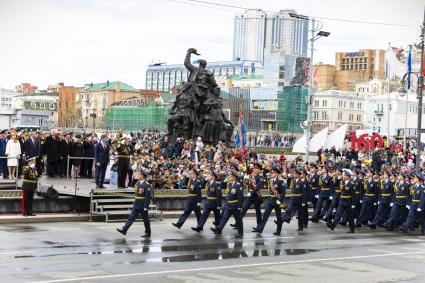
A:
[22,157,37,216]
[173,169,202,229]
[310,167,332,222]
[116,169,151,237]
[385,172,410,231]
[191,170,222,232]
[253,165,286,235]
[211,171,244,237]
[43,131,60,177]
[356,170,380,226]
[116,136,131,188]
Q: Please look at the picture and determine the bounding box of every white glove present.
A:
[377,201,380,205]
[373,203,377,206]
[351,205,355,209]
[217,207,221,210]
[329,196,333,200]
[197,203,201,207]
[406,205,410,209]
[302,203,306,207]
[144,208,148,211]
[390,203,393,207]
[360,200,363,204]
[247,192,251,197]
[417,208,422,212]
[315,195,319,199]
[276,200,281,205]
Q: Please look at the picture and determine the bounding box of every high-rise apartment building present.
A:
[233,9,309,63]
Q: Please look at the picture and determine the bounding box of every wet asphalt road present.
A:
[1,217,425,283]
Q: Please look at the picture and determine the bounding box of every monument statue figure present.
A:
[167,48,234,146]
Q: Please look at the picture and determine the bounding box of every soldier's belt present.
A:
[341,195,352,199]
[227,200,239,204]
[207,197,217,200]
[311,187,317,190]
[188,194,198,197]
[381,194,391,197]
[270,195,280,198]
[320,188,330,191]
[292,194,302,197]
[23,179,37,184]
[117,155,130,158]
[365,193,376,197]
[135,196,145,200]
[412,199,421,203]
[335,190,341,193]
[355,192,361,194]
[396,196,407,199]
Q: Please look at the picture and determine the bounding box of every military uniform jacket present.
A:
[187,178,202,203]
[393,181,410,205]
[379,179,394,204]
[268,177,285,203]
[204,180,222,208]
[252,175,265,195]
[318,175,332,197]
[409,184,425,209]
[308,172,319,195]
[339,180,355,206]
[352,177,363,204]
[22,166,37,191]
[363,179,379,202]
[331,176,342,197]
[225,181,243,208]
[116,144,130,166]
[288,178,307,204]
[134,180,151,210]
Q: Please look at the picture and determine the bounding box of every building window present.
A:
[338,100,343,108]
[349,114,354,121]
[313,111,319,120]
[321,111,328,119]
[314,100,319,107]
[350,102,354,109]
[343,101,346,108]
[357,102,362,109]
[322,100,327,107]
[337,112,342,120]
[357,114,361,122]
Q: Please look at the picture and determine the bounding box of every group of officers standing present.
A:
[116,160,425,238]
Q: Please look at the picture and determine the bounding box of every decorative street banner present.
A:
[350,132,384,152]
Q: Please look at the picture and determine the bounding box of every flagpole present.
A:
[387,42,391,145]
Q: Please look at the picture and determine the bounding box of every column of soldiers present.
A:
[117,159,425,238]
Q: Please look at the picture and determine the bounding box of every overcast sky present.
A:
[0,0,423,90]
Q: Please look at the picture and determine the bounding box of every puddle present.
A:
[0,225,47,233]
[150,249,316,262]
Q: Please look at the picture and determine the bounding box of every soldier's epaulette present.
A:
[23,165,29,171]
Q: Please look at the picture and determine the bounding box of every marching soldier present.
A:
[369,171,394,229]
[116,136,131,188]
[172,169,202,229]
[281,169,307,231]
[191,170,222,232]
[239,163,264,226]
[211,171,244,237]
[356,170,379,227]
[304,163,319,225]
[326,169,356,233]
[253,165,286,235]
[22,157,37,216]
[400,172,425,234]
[310,167,332,222]
[384,172,410,231]
[323,167,343,222]
[116,169,151,237]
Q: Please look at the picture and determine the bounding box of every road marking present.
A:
[31,250,425,283]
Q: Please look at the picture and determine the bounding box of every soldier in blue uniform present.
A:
[281,169,307,231]
[239,163,264,226]
[173,169,202,229]
[400,172,425,234]
[304,163,319,226]
[384,172,410,231]
[326,169,355,233]
[116,169,151,237]
[310,167,332,222]
[22,157,37,216]
[211,171,244,237]
[356,170,379,227]
[352,169,364,220]
[253,165,286,235]
[191,170,222,232]
[369,171,394,229]
[323,167,342,222]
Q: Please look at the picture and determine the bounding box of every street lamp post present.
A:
[290,13,330,162]
[90,109,97,133]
